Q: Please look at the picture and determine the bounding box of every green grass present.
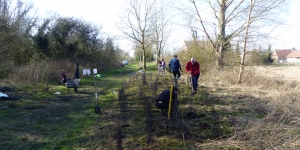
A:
[0,61,270,149]
[0,62,155,149]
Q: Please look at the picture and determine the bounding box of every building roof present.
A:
[274,49,292,60]
[286,50,300,58]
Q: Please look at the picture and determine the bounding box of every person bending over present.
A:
[155,87,179,116]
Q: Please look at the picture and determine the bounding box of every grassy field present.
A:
[1,63,300,149]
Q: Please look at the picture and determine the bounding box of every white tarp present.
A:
[0,92,8,98]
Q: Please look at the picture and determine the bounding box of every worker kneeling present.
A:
[155,87,179,116]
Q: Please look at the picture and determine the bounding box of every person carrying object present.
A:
[185,57,200,94]
[155,87,179,116]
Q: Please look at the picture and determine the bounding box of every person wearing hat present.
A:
[168,54,182,79]
[185,57,200,94]
[155,87,179,116]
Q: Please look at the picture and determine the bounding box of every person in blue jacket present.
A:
[168,54,182,79]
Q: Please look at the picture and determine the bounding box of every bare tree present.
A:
[174,0,287,69]
[151,1,172,62]
[237,0,286,83]
[117,0,157,70]
[238,0,253,84]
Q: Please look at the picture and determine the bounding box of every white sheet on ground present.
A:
[0,92,9,98]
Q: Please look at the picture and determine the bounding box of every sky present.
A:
[273,0,300,50]
[25,0,300,55]
[26,0,134,54]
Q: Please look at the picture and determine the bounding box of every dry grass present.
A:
[1,58,126,87]
[5,60,76,83]
[197,65,300,149]
[2,63,300,149]
[102,65,300,149]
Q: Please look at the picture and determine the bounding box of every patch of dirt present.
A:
[24,105,45,110]
[56,96,74,102]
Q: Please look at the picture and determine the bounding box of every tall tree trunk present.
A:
[143,49,146,70]
[215,52,220,69]
[216,46,224,69]
[156,43,160,63]
[238,0,253,84]
[216,0,226,69]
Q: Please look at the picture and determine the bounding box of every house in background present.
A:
[271,49,292,62]
[286,50,300,63]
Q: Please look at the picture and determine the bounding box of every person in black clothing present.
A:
[75,63,79,79]
[155,87,179,116]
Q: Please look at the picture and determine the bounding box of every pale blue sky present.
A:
[28,0,123,36]
[27,0,135,54]
[26,0,299,53]
[273,0,300,50]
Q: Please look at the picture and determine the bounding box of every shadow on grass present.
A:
[0,62,272,149]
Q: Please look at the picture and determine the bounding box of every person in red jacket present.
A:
[185,57,200,93]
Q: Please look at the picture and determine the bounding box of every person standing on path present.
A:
[185,57,200,94]
[160,59,166,76]
[169,55,182,79]
[157,60,162,72]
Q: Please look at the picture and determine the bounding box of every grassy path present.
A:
[0,62,276,149]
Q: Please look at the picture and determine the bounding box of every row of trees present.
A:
[0,0,130,79]
[118,0,286,83]
[117,0,173,70]
[0,0,288,83]
[32,17,126,70]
